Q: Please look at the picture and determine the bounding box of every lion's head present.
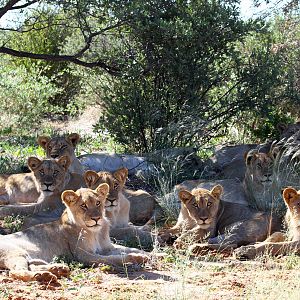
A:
[244,150,274,186]
[61,184,109,231]
[83,168,128,212]
[28,156,70,194]
[178,185,223,228]
[37,133,80,160]
[282,187,300,224]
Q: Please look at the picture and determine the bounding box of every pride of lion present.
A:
[1,127,300,284]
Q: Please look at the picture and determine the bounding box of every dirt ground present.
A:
[1,252,300,300]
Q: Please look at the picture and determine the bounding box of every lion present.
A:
[278,121,300,139]
[0,183,149,283]
[84,168,155,248]
[235,187,300,259]
[37,133,85,175]
[0,156,84,220]
[242,149,285,215]
[159,185,281,252]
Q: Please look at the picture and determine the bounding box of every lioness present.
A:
[0,184,148,283]
[38,133,85,175]
[243,150,285,215]
[235,187,300,259]
[160,185,280,251]
[0,156,84,219]
[84,168,155,247]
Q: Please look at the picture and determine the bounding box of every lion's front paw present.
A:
[33,271,58,283]
[188,243,211,255]
[234,245,257,260]
[127,253,150,264]
[48,263,70,278]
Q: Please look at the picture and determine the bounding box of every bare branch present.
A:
[0,0,21,19]
[0,46,121,75]
[10,0,39,10]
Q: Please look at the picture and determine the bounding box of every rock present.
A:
[210,143,270,180]
[78,153,152,176]
[124,189,158,225]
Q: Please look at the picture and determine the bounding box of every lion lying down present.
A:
[235,187,300,259]
[159,185,281,252]
[0,183,149,283]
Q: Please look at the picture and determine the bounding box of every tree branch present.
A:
[0,46,121,75]
[0,0,21,19]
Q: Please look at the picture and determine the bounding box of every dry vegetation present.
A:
[1,249,300,300]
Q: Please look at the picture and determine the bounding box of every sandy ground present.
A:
[1,253,300,300]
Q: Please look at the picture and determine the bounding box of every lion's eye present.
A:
[48,146,52,151]
[192,203,198,208]
[257,163,262,169]
[39,170,44,175]
[113,182,119,189]
[80,203,88,210]
[96,201,101,206]
[53,170,59,177]
[207,202,212,207]
[61,145,67,150]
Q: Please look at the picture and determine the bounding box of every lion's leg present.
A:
[5,255,58,283]
[30,263,70,279]
[235,240,300,259]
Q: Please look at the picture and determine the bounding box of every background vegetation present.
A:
[1,0,300,152]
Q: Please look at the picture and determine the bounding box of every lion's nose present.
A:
[199,217,208,222]
[91,217,101,223]
[51,154,59,159]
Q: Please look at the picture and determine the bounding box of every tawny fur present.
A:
[235,187,300,259]
[0,184,149,283]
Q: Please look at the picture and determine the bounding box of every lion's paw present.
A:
[127,253,150,264]
[188,243,210,255]
[48,263,70,278]
[234,245,257,260]
[33,271,58,283]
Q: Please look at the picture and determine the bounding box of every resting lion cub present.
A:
[84,168,154,247]
[160,185,280,251]
[0,184,148,283]
[0,156,84,219]
[38,133,85,175]
[235,187,300,259]
[84,168,130,228]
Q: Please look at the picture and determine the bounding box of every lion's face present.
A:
[245,151,274,186]
[84,168,128,212]
[61,184,109,230]
[283,187,300,224]
[179,185,223,228]
[28,156,70,194]
[37,133,80,159]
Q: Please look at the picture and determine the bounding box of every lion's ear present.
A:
[67,133,80,148]
[57,155,71,171]
[113,168,128,185]
[244,149,258,166]
[283,187,299,205]
[62,190,79,206]
[37,136,50,150]
[95,183,110,199]
[28,157,42,171]
[84,170,99,188]
[210,185,223,199]
[178,190,193,203]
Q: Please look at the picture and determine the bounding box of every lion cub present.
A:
[37,133,85,175]
[0,156,84,219]
[0,184,148,283]
[84,168,154,247]
[160,185,280,251]
[84,168,130,228]
[235,187,300,259]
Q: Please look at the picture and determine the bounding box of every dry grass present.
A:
[1,250,300,300]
